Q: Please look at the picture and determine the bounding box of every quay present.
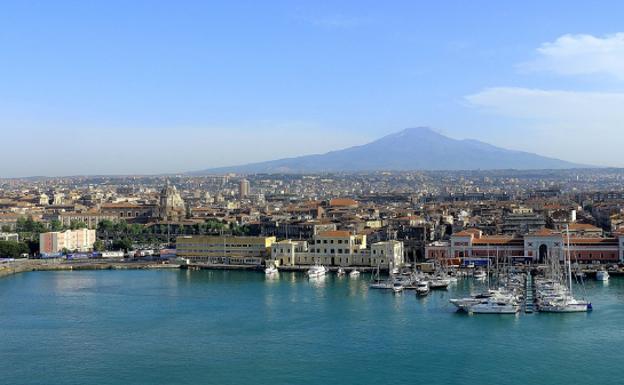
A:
[0,259,180,278]
[182,264,379,273]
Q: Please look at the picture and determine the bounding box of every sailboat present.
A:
[538,226,592,313]
[369,263,393,289]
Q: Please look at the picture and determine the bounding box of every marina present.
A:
[1,268,622,385]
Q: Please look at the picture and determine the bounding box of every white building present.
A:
[0,232,19,242]
[39,229,97,254]
[270,231,404,268]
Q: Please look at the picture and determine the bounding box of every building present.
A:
[176,235,276,265]
[501,212,546,234]
[0,232,19,242]
[39,229,97,255]
[239,179,250,199]
[159,181,186,221]
[100,203,157,222]
[57,212,118,229]
[425,228,624,264]
[270,231,404,268]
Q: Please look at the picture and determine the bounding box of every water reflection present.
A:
[265,272,280,284]
[308,275,327,288]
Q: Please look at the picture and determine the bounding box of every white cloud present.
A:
[522,33,624,79]
[465,87,624,166]
[466,87,624,126]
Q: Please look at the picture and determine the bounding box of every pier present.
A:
[524,271,534,313]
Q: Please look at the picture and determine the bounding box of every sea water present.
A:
[0,270,622,385]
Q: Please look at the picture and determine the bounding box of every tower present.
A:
[239,179,250,199]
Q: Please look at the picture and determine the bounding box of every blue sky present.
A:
[2,1,624,176]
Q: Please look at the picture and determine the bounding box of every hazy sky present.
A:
[2,1,624,177]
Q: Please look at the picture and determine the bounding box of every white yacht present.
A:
[307,265,328,278]
[349,269,360,278]
[473,270,487,280]
[370,280,394,289]
[264,264,278,275]
[596,270,610,282]
[392,282,404,294]
[467,298,520,314]
[415,281,429,296]
[538,297,592,313]
[450,290,517,312]
[429,277,451,289]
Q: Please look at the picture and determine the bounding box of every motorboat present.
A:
[538,297,592,313]
[349,269,360,278]
[264,264,278,275]
[307,264,328,278]
[467,298,520,314]
[370,280,394,289]
[473,270,487,280]
[429,277,451,289]
[596,270,610,282]
[415,281,429,296]
[392,282,404,294]
[337,267,346,277]
[450,290,517,312]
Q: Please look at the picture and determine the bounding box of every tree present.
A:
[16,216,46,234]
[69,220,87,230]
[97,219,115,233]
[93,240,105,252]
[49,219,64,231]
[1,225,11,233]
[0,241,29,258]
[112,238,133,252]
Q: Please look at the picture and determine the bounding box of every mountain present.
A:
[192,127,586,174]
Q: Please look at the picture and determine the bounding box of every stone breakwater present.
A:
[0,260,179,278]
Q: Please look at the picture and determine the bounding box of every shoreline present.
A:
[1,260,386,279]
[2,259,620,280]
[0,260,180,279]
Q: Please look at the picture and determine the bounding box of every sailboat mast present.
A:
[566,225,573,295]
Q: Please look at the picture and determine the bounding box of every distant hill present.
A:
[191,127,586,174]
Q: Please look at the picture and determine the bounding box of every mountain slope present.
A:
[192,127,585,174]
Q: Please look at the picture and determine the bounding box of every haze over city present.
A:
[3,1,624,177]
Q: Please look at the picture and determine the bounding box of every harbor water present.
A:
[1,270,623,385]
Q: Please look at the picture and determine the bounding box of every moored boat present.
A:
[307,264,328,278]
[596,270,609,282]
[415,281,429,296]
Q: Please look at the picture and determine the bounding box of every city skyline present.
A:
[3,1,624,177]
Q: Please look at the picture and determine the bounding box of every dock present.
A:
[524,271,534,313]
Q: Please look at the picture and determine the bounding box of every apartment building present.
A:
[39,229,97,254]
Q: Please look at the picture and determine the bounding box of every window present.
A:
[331,249,335,254]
